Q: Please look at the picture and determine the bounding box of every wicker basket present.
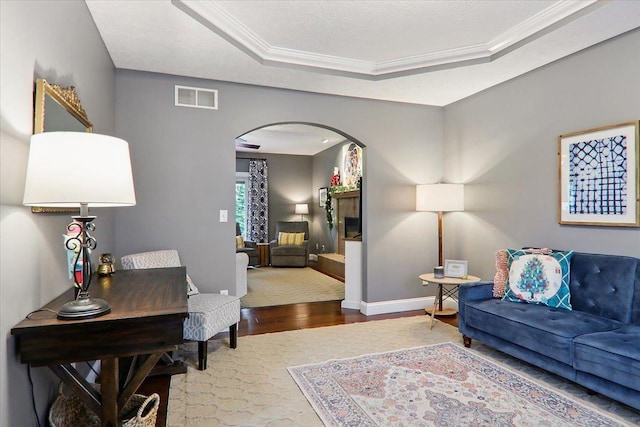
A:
[49,383,159,427]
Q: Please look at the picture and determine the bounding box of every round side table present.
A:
[419,273,480,329]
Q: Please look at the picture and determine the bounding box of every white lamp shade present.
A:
[23,132,136,207]
[416,183,464,212]
[295,203,309,215]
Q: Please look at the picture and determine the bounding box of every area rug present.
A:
[241,266,344,308]
[167,316,638,426]
[288,342,628,427]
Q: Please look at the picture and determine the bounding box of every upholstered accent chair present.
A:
[121,249,241,370]
[236,223,259,266]
[270,221,309,267]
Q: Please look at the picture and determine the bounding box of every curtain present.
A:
[248,159,269,242]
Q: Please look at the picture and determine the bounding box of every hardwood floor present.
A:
[140,300,458,426]
[237,300,457,335]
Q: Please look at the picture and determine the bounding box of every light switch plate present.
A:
[219,210,228,222]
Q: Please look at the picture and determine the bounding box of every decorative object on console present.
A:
[559,121,639,227]
[23,132,136,319]
[97,253,115,276]
[416,183,464,266]
[502,249,574,310]
[294,203,309,221]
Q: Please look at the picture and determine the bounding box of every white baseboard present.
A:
[341,300,361,310]
[360,296,437,316]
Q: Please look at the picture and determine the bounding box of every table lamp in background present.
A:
[295,203,309,221]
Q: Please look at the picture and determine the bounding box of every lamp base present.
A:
[57,296,111,320]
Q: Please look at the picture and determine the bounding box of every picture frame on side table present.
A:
[559,121,639,227]
[319,187,328,207]
[444,259,468,278]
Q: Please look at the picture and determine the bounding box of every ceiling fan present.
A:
[235,136,260,150]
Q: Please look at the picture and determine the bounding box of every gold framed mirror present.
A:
[31,79,93,213]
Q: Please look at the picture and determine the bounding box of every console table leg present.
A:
[101,358,119,427]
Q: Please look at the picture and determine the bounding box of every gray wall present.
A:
[114,69,444,303]
[0,1,116,425]
[311,141,351,253]
[444,29,640,281]
[236,152,313,241]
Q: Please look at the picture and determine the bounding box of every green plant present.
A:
[325,194,333,230]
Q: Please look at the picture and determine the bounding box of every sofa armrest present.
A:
[459,281,494,302]
[458,281,495,333]
[244,240,257,250]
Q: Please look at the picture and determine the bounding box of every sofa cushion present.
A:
[502,250,573,310]
[569,252,639,324]
[573,326,640,392]
[464,299,623,364]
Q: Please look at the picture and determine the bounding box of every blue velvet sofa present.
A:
[458,251,640,410]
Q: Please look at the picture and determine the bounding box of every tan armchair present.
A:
[269,221,309,267]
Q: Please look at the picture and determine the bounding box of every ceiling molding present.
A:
[173,0,602,80]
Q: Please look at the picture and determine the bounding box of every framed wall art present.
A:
[318,187,328,207]
[558,121,639,227]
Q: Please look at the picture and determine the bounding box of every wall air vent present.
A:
[175,85,218,110]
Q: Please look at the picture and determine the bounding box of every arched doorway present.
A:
[235,122,365,309]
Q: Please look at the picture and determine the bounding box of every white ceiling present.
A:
[236,124,348,156]
[86,0,640,154]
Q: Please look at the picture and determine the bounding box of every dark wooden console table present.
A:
[11,267,188,427]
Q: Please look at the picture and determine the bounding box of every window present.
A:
[235,172,249,238]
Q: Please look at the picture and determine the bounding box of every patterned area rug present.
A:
[241,267,344,308]
[288,342,628,427]
[167,317,638,426]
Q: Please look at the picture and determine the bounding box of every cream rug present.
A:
[241,267,344,308]
[167,317,639,426]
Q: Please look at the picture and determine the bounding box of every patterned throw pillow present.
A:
[235,235,245,248]
[502,249,574,310]
[493,249,508,297]
[278,232,305,246]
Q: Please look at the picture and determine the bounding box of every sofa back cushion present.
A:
[569,252,639,324]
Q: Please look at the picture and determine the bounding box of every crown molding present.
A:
[173,0,603,80]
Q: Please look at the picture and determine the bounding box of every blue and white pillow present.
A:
[502,249,573,310]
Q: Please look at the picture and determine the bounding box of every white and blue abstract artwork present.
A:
[559,121,639,226]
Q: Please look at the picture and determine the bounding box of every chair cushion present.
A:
[573,326,640,392]
[271,245,306,256]
[235,235,245,248]
[183,294,240,342]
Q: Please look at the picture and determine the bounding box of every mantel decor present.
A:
[559,121,639,227]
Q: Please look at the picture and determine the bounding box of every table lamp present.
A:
[416,183,464,267]
[23,132,136,320]
[295,203,309,221]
